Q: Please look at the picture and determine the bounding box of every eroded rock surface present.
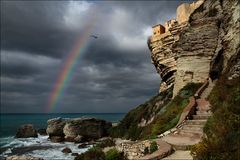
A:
[46,117,112,142]
[46,117,66,142]
[63,117,112,141]
[148,0,239,96]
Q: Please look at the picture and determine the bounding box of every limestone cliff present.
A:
[148,0,240,97]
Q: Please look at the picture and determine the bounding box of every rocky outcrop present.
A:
[148,0,240,97]
[46,117,111,142]
[15,124,38,138]
[176,0,204,24]
[46,117,66,137]
[172,3,221,96]
[46,117,66,142]
[63,117,112,141]
[148,22,188,93]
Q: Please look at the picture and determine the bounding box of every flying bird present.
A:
[90,35,98,39]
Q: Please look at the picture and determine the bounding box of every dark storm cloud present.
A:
[1,1,78,58]
[1,0,191,113]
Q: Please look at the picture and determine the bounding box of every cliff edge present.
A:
[148,0,239,97]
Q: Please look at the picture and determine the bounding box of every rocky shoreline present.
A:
[1,117,113,160]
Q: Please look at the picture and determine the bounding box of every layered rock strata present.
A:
[148,0,239,96]
[148,21,188,93]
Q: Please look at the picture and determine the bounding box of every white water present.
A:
[0,134,91,160]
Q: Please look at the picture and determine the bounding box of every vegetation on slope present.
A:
[110,83,202,140]
[75,139,126,160]
[191,59,240,159]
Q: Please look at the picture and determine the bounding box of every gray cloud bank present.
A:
[1,0,190,113]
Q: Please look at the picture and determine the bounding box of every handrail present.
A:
[175,78,209,128]
[194,78,209,98]
[175,96,196,128]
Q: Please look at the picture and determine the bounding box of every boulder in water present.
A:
[15,124,38,138]
[62,147,72,153]
[37,128,47,135]
[46,117,66,142]
[49,136,64,143]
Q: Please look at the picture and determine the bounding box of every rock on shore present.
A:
[63,117,112,140]
[15,124,38,138]
[46,117,112,143]
[46,117,66,142]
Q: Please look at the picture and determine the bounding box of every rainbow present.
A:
[46,24,95,112]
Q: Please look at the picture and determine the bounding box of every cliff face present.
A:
[148,0,240,96]
[111,0,239,142]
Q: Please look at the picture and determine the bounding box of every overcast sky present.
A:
[1,0,191,113]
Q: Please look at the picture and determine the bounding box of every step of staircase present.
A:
[193,114,211,120]
[196,113,212,117]
[182,124,204,131]
[196,107,211,112]
[185,119,207,125]
[196,110,212,115]
[162,134,201,151]
[179,129,203,137]
[162,151,193,160]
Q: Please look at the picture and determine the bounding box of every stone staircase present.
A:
[162,98,211,151]
[160,80,213,159]
[200,79,216,99]
[125,79,214,160]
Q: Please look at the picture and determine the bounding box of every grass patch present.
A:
[75,139,125,160]
[149,141,158,153]
[105,148,125,160]
[141,83,201,139]
[110,83,202,140]
[109,86,173,140]
[75,146,105,160]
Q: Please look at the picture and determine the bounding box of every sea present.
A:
[0,113,125,160]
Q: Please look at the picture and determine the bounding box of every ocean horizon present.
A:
[0,113,126,138]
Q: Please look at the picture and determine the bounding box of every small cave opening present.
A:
[210,49,224,80]
[162,70,175,83]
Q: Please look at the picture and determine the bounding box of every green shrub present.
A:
[75,146,105,160]
[144,147,149,155]
[110,83,202,140]
[109,86,173,140]
[150,141,158,153]
[141,83,202,139]
[105,148,124,160]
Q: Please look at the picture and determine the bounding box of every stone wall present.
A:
[115,139,152,159]
[176,0,204,24]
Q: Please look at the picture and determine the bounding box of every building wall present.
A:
[173,56,211,96]
[153,25,165,36]
[176,0,204,24]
